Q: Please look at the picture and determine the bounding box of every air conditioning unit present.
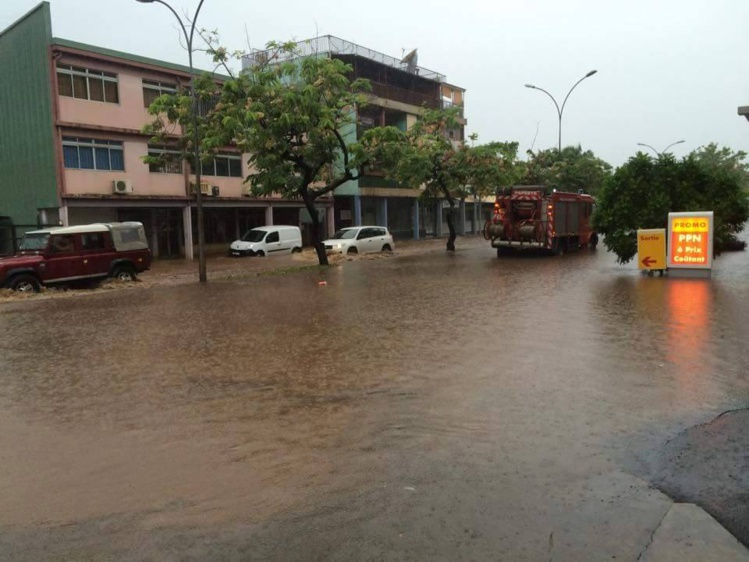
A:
[112,179,133,194]
[190,181,210,196]
[211,185,220,197]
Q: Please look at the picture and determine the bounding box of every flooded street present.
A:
[1,241,748,561]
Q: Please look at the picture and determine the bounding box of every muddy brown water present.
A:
[0,241,747,561]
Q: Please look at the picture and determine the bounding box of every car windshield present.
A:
[18,233,49,251]
[330,229,358,240]
[241,230,267,243]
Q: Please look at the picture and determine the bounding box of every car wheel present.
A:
[291,247,302,254]
[9,274,41,293]
[112,266,136,282]
[256,250,265,257]
[382,244,392,252]
[346,247,358,255]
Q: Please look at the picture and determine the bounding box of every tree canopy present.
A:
[364,109,519,251]
[520,145,612,196]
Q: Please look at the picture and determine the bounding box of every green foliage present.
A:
[362,108,519,249]
[521,145,612,196]
[594,151,749,263]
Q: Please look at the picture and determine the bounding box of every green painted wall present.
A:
[0,2,57,226]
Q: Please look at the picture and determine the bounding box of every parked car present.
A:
[1,222,151,292]
[229,225,303,257]
[323,226,394,255]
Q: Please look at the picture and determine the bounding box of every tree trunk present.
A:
[445,198,457,252]
[303,192,328,266]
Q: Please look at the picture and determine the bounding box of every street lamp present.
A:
[525,70,598,152]
[636,140,685,156]
[136,0,208,283]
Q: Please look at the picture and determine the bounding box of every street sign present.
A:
[667,212,713,270]
[637,229,666,270]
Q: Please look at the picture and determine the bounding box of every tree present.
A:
[594,151,749,263]
[145,41,374,266]
[464,135,521,232]
[521,145,612,196]
[364,108,518,251]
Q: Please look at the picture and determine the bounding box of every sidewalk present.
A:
[640,503,749,561]
[142,235,481,287]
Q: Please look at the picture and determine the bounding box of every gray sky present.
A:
[3,0,748,165]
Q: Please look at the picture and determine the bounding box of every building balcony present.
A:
[369,82,440,110]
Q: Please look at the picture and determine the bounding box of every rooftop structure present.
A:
[242,35,446,83]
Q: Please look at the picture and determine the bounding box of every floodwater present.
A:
[0,241,747,561]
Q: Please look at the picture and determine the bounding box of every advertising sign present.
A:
[637,229,666,270]
[667,211,713,270]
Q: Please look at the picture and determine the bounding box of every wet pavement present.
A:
[0,238,747,561]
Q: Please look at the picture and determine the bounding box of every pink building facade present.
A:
[51,39,333,259]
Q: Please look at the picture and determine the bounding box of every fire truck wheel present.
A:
[483,220,492,241]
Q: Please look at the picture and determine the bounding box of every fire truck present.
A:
[485,186,598,256]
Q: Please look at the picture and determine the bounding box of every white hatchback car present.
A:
[323,226,394,255]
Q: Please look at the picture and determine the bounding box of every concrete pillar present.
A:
[459,199,466,235]
[353,195,362,226]
[326,205,335,237]
[265,205,273,226]
[59,205,69,227]
[183,205,194,260]
[376,198,388,228]
[412,199,420,240]
[150,209,159,259]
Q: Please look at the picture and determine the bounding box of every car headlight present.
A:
[336,243,344,249]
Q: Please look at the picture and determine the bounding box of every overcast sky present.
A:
[2,0,748,165]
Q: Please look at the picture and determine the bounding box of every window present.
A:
[81,232,106,251]
[57,64,119,103]
[147,145,183,174]
[142,79,177,108]
[63,137,125,171]
[265,231,279,243]
[50,235,75,254]
[194,153,243,177]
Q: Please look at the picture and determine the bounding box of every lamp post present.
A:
[525,70,598,152]
[136,0,207,283]
[636,140,685,156]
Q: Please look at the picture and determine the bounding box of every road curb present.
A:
[639,503,749,561]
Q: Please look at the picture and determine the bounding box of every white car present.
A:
[323,226,394,255]
[229,225,302,257]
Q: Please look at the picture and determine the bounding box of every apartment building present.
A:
[243,36,479,240]
[0,2,332,258]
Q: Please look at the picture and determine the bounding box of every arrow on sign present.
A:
[641,256,657,267]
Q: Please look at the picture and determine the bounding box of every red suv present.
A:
[0,222,151,292]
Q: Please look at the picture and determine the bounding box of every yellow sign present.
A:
[637,229,666,270]
[667,212,713,269]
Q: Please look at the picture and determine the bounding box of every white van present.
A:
[229,225,302,257]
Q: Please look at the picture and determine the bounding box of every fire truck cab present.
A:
[486,186,598,256]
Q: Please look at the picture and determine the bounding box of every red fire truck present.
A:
[485,186,598,256]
